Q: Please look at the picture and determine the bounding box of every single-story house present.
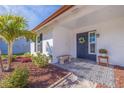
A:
[30,5,124,66]
[0,38,30,54]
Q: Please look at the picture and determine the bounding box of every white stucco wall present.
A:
[69,6,124,66]
[30,29,53,56]
[97,18,124,66]
[42,30,53,56]
[51,6,124,66]
[52,26,71,63]
[31,6,124,66]
[30,42,35,54]
[70,17,124,66]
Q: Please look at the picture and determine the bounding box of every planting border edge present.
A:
[48,72,72,88]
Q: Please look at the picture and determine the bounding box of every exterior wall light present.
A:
[96,33,100,38]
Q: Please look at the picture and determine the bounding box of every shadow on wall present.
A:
[46,42,53,56]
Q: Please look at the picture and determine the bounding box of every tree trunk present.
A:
[7,42,13,71]
[0,56,4,72]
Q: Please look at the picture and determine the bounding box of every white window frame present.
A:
[88,31,96,55]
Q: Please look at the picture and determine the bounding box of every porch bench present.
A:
[57,55,72,64]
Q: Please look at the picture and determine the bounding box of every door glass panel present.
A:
[90,33,95,43]
[90,43,95,53]
[89,31,96,54]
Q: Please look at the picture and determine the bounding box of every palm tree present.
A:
[0,14,36,71]
[0,54,4,72]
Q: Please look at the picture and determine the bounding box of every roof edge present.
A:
[32,5,74,32]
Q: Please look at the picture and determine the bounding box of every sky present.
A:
[0,5,61,30]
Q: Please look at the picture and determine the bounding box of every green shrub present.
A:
[32,53,49,67]
[99,49,108,54]
[1,54,7,59]
[0,67,29,88]
[24,52,32,58]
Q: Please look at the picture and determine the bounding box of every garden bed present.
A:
[0,62,69,88]
[114,65,124,88]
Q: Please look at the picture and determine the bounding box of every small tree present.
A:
[0,54,4,72]
[0,14,36,71]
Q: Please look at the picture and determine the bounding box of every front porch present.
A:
[54,58,116,87]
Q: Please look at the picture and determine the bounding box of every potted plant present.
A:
[99,49,108,57]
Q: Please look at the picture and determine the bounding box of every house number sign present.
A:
[79,37,85,44]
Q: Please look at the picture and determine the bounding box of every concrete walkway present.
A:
[54,59,115,87]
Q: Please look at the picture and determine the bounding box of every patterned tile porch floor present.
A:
[54,58,115,87]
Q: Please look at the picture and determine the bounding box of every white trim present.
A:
[36,35,38,52]
[88,31,96,55]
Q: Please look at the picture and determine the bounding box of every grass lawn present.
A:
[1,53,24,59]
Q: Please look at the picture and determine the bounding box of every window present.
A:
[88,31,96,54]
[37,33,42,43]
[37,34,43,52]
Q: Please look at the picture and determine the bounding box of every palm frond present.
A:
[0,14,36,43]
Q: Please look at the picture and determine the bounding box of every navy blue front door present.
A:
[77,32,96,61]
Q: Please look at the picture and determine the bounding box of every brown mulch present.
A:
[96,84,108,88]
[114,65,124,88]
[0,62,69,88]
